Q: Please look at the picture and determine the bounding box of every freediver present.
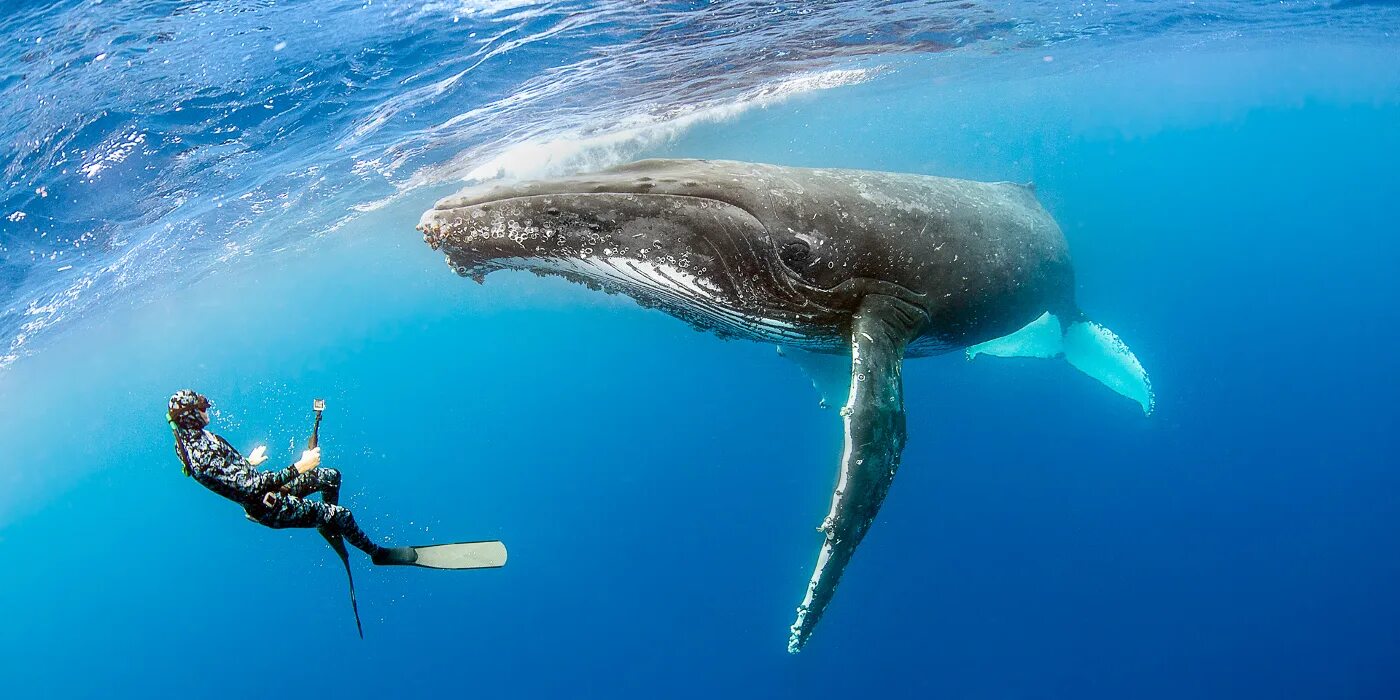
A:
[166,389,417,565]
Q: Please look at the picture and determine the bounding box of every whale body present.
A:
[418,159,1152,651]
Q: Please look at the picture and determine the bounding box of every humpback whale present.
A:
[417,159,1152,652]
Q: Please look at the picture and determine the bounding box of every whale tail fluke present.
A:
[967,311,1154,415]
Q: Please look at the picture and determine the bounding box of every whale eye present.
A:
[780,240,810,268]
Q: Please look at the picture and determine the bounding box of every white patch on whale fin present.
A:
[1064,320,1154,416]
[966,311,1062,360]
[967,312,1154,416]
[777,345,851,410]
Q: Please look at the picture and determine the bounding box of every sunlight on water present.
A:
[3,0,1397,368]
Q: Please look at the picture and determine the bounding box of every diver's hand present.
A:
[247,445,268,466]
[294,447,321,474]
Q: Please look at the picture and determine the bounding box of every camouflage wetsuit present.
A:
[169,391,387,559]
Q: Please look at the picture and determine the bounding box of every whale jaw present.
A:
[419,191,849,349]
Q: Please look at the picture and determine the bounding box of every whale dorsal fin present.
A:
[788,294,925,652]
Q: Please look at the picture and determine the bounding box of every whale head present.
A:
[417,160,857,348]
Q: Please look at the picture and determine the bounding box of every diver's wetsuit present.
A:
[174,427,387,559]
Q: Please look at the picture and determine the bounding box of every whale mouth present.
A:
[417,159,781,284]
[417,187,847,349]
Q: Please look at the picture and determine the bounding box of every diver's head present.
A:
[168,390,211,430]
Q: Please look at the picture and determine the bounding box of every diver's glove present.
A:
[294,447,321,474]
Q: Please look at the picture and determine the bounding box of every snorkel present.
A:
[167,410,193,477]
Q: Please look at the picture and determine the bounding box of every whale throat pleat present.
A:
[497,255,841,349]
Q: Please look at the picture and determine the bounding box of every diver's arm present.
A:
[243,448,319,492]
[186,451,295,501]
[207,435,310,495]
[242,463,301,493]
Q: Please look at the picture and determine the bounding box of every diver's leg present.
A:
[320,468,341,505]
[258,493,330,528]
[259,494,381,554]
[283,467,342,504]
[326,506,383,558]
[281,469,346,551]
[325,505,417,565]
[259,493,415,565]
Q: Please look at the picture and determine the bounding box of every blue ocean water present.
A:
[3,1,1400,697]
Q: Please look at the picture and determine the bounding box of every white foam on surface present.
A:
[432,68,874,186]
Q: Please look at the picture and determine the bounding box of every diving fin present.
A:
[373,540,508,570]
[967,311,1154,415]
[319,527,364,639]
[373,546,419,566]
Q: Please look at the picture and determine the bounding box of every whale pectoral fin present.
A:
[777,345,852,410]
[788,295,925,653]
